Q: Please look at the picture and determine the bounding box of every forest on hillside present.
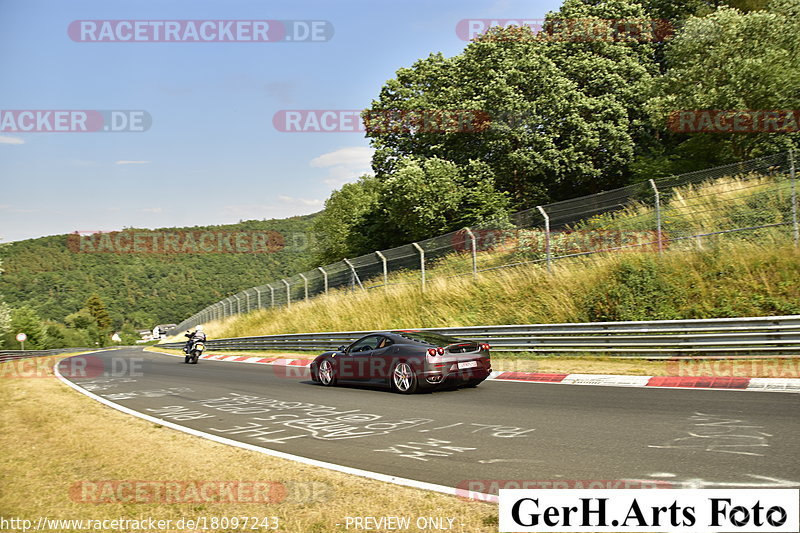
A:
[0,216,317,347]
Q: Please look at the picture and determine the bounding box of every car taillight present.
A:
[481,343,491,351]
[427,348,437,356]
[428,347,446,356]
[437,347,445,355]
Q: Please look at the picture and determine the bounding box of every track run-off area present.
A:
[57,347,800,501]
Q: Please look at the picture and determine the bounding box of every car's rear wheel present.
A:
[392,361,418,394]
[318,359,336,386]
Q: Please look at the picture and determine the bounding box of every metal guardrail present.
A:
[0,347,98,364]
[161,315,800,357]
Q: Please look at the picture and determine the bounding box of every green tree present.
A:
[311,175,384,263]
[118,323,143,345]
[7,307,48,349]
[366,2,662,208]
[641,0,772,22]
[44,323,67,349]
[0,302,9,349]
[648,2,800,162]
[84,294,113,331]
[380,157,510,242]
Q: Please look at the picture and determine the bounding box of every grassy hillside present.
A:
[196,239,800,340]
[190,174,800,339]
[0,216,318,328]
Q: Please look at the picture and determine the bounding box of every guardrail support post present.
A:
[463,227,478,279]
[318,266,328,294]
[343,259,364,290]
[299,274,309,301]
[282,279,291,308]
[791,148,798,247]
[375,251,388,291]
[649,179,663,255]
[536,206,551,273]
[412,242,426,291]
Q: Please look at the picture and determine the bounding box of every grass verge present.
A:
[0,355,497,533]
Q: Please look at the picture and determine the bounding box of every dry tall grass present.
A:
[175,173,799,340]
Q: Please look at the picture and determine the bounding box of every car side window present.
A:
[376,336,393,349]
[349,336,380,353]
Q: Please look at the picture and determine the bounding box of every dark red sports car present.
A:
[309,330,491,393]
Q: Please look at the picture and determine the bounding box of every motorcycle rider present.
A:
[183,325,207,354]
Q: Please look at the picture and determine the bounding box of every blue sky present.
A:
[0,0,561,243]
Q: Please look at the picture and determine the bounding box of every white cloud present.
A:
[0,135,24,145]
[220,196,324,221]
[115,160,150,165]
[310,146,374,188]
[277,195,323,208]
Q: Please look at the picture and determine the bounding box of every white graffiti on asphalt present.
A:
[649,412,773,456]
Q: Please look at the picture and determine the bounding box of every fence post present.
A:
[375,251,388,291]
[282,279,291,308]
[225,297,233,317]
[412,242,426,291]
[318,266,328,293]
[649,179,663,255]
[536,206,551,273]
[791,149,798,246]
[269,284,275,308]
[234,294,241,314]
[343,259,364,290]
[299,274,309,301]
[463,227,478,279]
[245,290,250,312]
[255,287,261,309]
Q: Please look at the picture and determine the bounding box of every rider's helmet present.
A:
[196,324,203,331]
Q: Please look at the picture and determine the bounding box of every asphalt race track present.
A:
[58,348,800,498]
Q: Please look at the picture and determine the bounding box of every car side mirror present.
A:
[338,345,346,352]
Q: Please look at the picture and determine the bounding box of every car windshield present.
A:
[393,331,459,346]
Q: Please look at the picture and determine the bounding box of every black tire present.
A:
[318,358,337,386]
[391,361,418,394]
[184,355,190,364]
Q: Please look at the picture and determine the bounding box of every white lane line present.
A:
[147,349,800,393]
[54,355,497,504]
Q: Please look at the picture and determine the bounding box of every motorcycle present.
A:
[185,340,205,364]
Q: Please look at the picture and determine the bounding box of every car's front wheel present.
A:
[391,361,418,394]
[318,359,337,386]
